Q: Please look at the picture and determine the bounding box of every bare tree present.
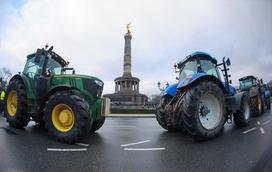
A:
[149,94,161,106]
[268,80,272,94]
[0,67,12,89]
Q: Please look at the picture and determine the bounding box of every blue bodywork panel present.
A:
[223,83,236,95]
[229,85,236,95]
[164,83,178,96]
[164,73,236,96]
[264,90,271,98]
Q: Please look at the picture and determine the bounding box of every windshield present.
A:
[200,60,220,79]
[179,60,197,81]
[239,78,255,90]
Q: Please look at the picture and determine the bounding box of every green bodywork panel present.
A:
[19,73,104,122]
[50,74,104,121]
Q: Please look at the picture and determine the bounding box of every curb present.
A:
[106,114,155,118]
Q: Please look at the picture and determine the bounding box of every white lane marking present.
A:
[263,120,271,125]
[124,148,166,151]
[243,127,256,134]
[108,125,136,128]
[75,143,89,147]
[260,127,265,134]
[257,121,261,125]
[121,140,150,147]
[47,148,87,152]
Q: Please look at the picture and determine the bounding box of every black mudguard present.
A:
[225,91,248,113]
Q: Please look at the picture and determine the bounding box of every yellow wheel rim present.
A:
[258,95,262,112]
[7,90,18,116]
[52,104,75,132]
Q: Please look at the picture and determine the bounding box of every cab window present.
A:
[46,57,63,75]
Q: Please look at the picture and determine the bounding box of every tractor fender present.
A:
[177,74,226,93]
[9,74,27,87]
[163,83,178,97]
[45,85,80,100]
[8,74,33,99]
[225,91,248,113]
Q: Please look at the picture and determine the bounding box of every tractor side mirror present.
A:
[226,58,231,66]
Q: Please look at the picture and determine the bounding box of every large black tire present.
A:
[177,81,226,141]
[90,116,105,133]
[4,79,29,128]
[155,95,182,132]
[234,95,250,127]
[250,92,263,116]
[44,91,91,143]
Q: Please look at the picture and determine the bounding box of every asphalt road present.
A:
[1,111,272,172]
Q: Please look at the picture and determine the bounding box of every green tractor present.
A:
[4,45,109,142]
[239,75,270,116]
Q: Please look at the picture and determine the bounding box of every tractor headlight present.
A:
[95,80,103,87]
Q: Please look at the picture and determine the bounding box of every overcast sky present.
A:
[0,0,272,96]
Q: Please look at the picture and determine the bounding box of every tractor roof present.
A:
[178,51,217,68]
[238,75,257,81]
[27,49,68,67]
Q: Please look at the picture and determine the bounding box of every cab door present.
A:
[22,55,45,113]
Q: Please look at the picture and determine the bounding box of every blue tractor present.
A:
[260,82,271,111]
[156,52,250,141]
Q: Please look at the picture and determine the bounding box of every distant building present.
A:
[103,25,148,109]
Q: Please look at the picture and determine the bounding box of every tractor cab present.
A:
[239,75,257,92]
[177,52,220,81]
[23,47,70,80]
[176,51,233,94]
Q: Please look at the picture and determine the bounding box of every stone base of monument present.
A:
[110,107,155,114]
[107,112,155,117]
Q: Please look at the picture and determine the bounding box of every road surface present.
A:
[0,111,272,172]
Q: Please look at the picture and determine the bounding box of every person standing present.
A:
[0,88,5,113]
